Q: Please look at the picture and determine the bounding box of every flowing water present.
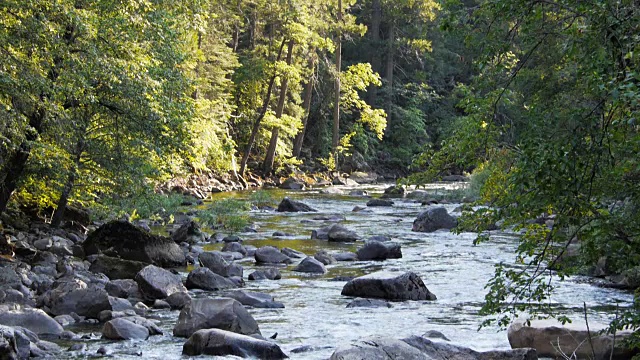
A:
[65,184,634,359]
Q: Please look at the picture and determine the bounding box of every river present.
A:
[66,183,634,359]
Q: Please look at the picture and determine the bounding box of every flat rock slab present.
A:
[508,319,636,360]
[183,328,287,358]
[341,271,436,301]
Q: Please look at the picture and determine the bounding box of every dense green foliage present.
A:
[405,0,640,345]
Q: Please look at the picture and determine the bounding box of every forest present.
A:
[1,0,640,351]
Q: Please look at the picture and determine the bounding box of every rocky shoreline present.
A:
[0,174,636,359]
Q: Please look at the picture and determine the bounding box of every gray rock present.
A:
[166,292,192,310]
[341,271,436,301]
[412,207,457,232]
[314,250,337,265]
[173,298,260,338]
[221,290,285,309]
[404,334,537,360]
[171,220,206,245]
[105,279,142,299]
[49,286,111,319]
[279,177,306,190]
[368,235,391,242]
[356,241,402,261]
[135,265,187,300]
[328,224,360,242]
[441,175,468,182]
[276,198,317,212]
[293,257,327,274]
[102,318,149,340]
[330,336,429,360]
[222,242,247,256]
[332,177,358,186]
[83,220,185,267]
[311,224,338,240]
[346,298,393,308]
[90,255,147,280]
[199,251,242,277]
[0,308,64,336]
[186,267,238,291]
[248,268,281,281]
[366,199,394,207]
[183,328,287,358]
[281,247,305,259]
[255,246,292,264]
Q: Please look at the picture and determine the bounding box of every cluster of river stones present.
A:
[0,189,634,359]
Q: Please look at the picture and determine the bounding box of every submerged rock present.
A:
[366,199,394,207]
[183,328,287,359]
[341,271,436,301]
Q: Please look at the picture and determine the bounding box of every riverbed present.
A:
[66,183,634,359]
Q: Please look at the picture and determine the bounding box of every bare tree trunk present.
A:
[263,40,295,175]
[293,55,316,158]
[239,38,287,176]
[385,22,395,124]
[367,0,382,106]
[332,0,343,159]
[0,108,45,217]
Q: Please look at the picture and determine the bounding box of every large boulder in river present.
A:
[276,197,317,212]
[0,325,61,359]
[173,298,260,338]
[89,255,147,280]
[186,267,238,291]
[84,220,186,267]
[341,271,436,301]
[356,241,402,261]
[508,319,635,360]
[327,224,360,242]
[183,328,288,358]
[135,265,187,300]
[254,246,292,264]
[0,308,63,336]
[412,207,457,232]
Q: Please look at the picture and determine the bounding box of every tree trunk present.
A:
[385,22,395,124]
[51,140,84,228]
[366,0,382,106]
[293,55,316,158]
[262,40,295,175]
[332,0,343,159]
[239,38,288,176]
[0,108,45,217]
